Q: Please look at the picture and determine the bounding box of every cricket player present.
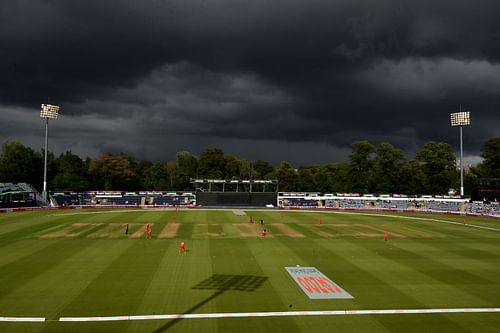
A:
[146,223,152,239]
[261,228,267,237]
[179,241,186,253]
[384,232,389,241]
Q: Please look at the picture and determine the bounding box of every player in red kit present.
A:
[384,232,389,241]
[179,241,186,254]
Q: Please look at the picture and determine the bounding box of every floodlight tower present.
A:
[450,109,470,197]
[40,103,59,202]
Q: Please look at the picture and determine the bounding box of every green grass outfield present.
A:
[0,208,499,333]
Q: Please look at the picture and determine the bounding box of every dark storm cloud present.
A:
[1,0,499,165]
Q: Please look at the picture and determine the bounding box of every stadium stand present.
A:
[279,198,319,208]
[338,199,366,209]
[381,200,408,210]
[51,191,196,208]
[425,200,461,212]
[153,195,186,206]
[5,187,497,218]
[277,193,498,217]
[105,196,142,206]
[52,193,92,206]
[0,183,46,208]
[466,201,500,215]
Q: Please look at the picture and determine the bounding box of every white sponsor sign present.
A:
[285,267,353,299]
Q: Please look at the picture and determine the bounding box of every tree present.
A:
[463,171,479,199]
[322,163,351,193]
[2,137,498,195]
[398,160,426,195]
[238,159,251,179]
[274,161,298,191]
[478,137,500,178]
[297,166,322,192]
[176,151,198,178]
[0,141,43,190]
[372,142,405,193]
[252,160,274,179]
[173,151,198,190]
[224,155,241,179]
[52,151,89,191]
[415,142,457,194]
[88,153,136,190]
[132,160,153,190]
[348,140,375,193]
[141,162,171,190]
[166,161,186,190]
[197,148,226,179]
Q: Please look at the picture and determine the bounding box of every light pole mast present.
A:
[450,109,470,197]
[40,103,59,203]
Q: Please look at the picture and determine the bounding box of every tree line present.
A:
[0,138,499,196]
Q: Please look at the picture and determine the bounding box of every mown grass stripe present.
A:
[0,240,97,299]
[177,223,193,239]
[281,237,470,332]
[385,241,500,305]
[335,238,492,309]
[286,223,321,238]
[2,240,135,319]
[0,219,67,244]
[1,209,499,333]
[52,241,168,318]
[207,238,303,333]
[0,239,60,268]
[387,240,497,284]
[220,223,240,238]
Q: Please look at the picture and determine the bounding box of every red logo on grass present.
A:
[297,276,343,294]
[286,267,353,299]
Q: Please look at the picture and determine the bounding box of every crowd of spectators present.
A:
[2,183,498,218]
[466,201,500,215]
[278,193,498,217]
[51,191,196,207]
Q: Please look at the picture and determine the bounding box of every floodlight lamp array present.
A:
[40,104,59,119]
[450,111,470,126]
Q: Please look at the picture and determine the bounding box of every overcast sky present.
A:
[1,0,499,166]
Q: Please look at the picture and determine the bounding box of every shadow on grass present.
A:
[152,274,268,333]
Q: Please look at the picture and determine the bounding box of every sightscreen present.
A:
[196,192,277,207]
